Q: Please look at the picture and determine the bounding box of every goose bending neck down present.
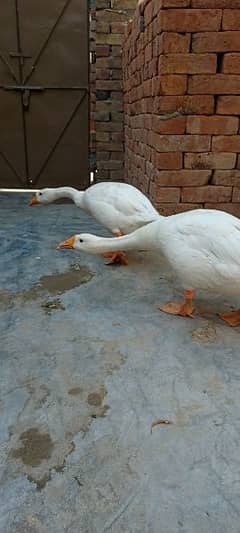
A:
[58,209,240,327]
[29,183,159,266]
[30,187,84,207]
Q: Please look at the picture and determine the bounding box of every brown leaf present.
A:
[151,419,173,433]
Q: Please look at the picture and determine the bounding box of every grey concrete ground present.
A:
[1,193,240,533]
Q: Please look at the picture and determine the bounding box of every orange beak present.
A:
[29,195,39,206]
[57,235,75,250]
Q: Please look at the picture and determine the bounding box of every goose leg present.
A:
[159,289,195,318]
[102,231,128,266]
[219,309,240,327]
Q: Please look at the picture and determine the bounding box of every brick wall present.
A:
[90,0,136,181]
[123,0,240,216]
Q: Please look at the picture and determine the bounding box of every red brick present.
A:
[96,80,122,90]
[149,57,158,77]
[144,1,154,26]
[112,69,122,80]
[152,115,186,133]
[222,54,240,74]
[98,122,123,132]
[156,187,181,202]
[232,187,240,201]
[185,152,237,169]
[181,186,232,203]
[97,57,122,68]
[97,142,123,151]
[143,79,152,97]
[156,152,183,169]
[149,133,210,152]
[159,54,216,74]
[97,22,110,33]
[192,0,240,6]
[189,75,240,94]
[111,132,124,142]
[212,135,240,152]
[237,154,240,169]
[217,96,240,115]
[161,9,222,32]
[153,35,163,57]
[222,9,240,30]
[155,203,202,215]
[110,170,124,180]
[192,32,240,53]
[112,46,122,57]
[155,169,211,186]
[160,75,187,95]
[111,22,126,33]
[98,160,123,170]
[96,131,110,142]
[161,32,191,53]
[162,0,190,6]
[186,115,239,134]
[152,76,161,96]
[96,33,124,46]
[145,43,153,63]
[212,170,240,185]
[153,95,214,114]
[96,45,110,57]
[204,203,240,216]
[96,68,110,80]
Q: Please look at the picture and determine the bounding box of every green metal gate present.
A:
[0,0,89,188]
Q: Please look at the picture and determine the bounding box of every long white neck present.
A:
[86,220,162,254]
[49,187,84,206]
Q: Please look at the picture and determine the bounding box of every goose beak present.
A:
[57,236,75,250]
[29,195,39,206]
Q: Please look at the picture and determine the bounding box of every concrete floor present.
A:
[1,193,240,533]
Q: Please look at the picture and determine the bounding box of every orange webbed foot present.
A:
[219,309,240,327]
[104,251,128,266]
[159,289,196,318]
[102,231,127,266]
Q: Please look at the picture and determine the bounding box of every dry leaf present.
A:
[151,419,173,433]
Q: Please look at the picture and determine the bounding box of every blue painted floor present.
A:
[1,193,240,532]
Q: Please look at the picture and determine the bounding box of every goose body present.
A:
[30,182,159,235]
[59,208,240,325]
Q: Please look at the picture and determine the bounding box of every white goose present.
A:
[58,208,240,326]
[30,182,159,265]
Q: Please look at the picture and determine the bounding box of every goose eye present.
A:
[79,239,83,243]
[39,192,42,196]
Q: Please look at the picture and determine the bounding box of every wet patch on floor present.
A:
[0,289,11,308]
[41,298,65,315]
[11,428,54,467]
[87,386,109,419]
[0,264,94,310]
[34,266,94,295]
[191,322,217,343]
[67,384,110,427]
[8,377,113,488]
[10,422,76,491]
[20,265,94,300]
[27,472,52,492]
[87,390,105,406]
[68,386,83,396]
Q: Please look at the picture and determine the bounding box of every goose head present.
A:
[57,234,107,254]
[29,188,54,206]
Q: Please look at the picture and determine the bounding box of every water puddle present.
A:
[11,427,54,467]
[0,263,94,309]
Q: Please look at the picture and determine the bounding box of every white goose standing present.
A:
[30,182,159,265]
[58,208,240,326]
